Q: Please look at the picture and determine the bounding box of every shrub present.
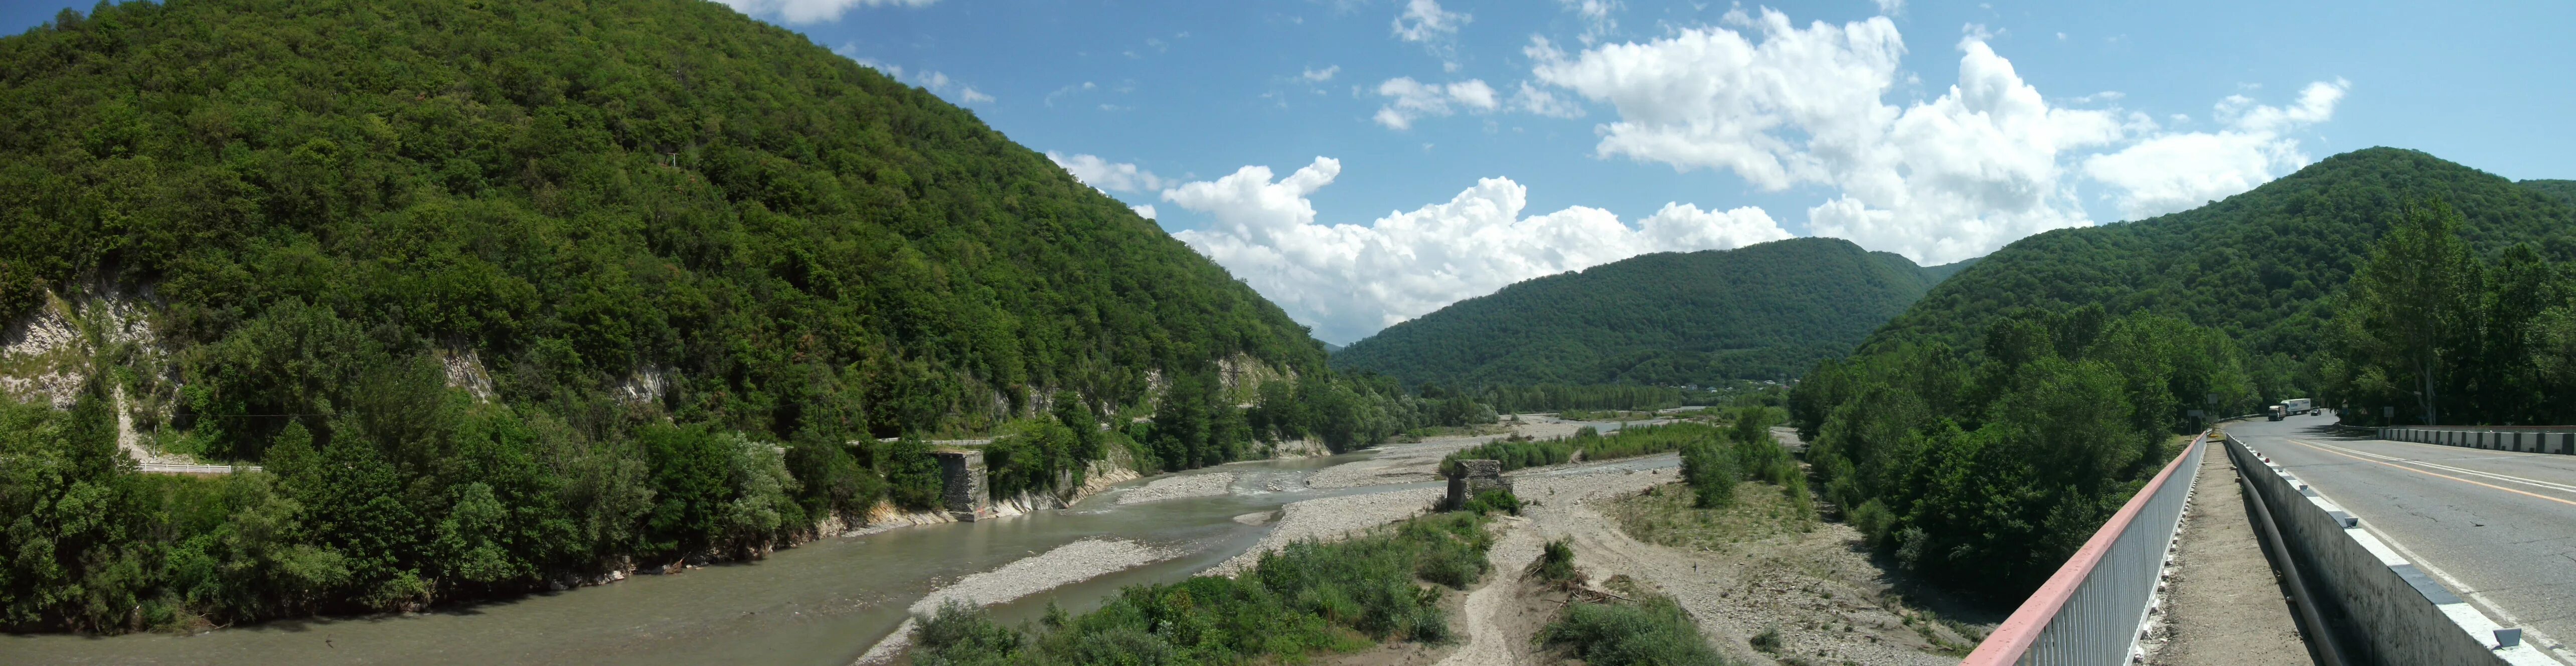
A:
[1530,538,1582,586]
[912,600,1024,665]
[1749,624,1784,653]
[1459,488,1521,515]
[1848,499,1896,547]
[1680,440,1739,509]
[1540,594,1731,666]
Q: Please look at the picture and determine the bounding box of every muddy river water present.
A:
[4,421,1665,665]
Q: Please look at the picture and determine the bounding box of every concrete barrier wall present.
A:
[2379,426,2576,455]
[2226,437,2555,665]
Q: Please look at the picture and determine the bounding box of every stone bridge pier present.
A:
[1445,459,1511,510]
[934,450,995,521]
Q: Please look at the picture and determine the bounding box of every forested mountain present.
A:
[1332,237,1969,388]
[1863,148,2576,365]
[2524,179,2576,208]
[0,0,1470,632]
[1792,147,2576,602]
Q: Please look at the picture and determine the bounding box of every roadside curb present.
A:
[2227,437,2560,665]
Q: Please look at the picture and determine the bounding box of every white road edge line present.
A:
[2305,438,2576,495]
[2272,436,2576,663]
[2347,511,2576,664]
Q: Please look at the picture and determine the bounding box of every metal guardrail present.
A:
[1963,432,2207,665]
[2377,426,2576,454]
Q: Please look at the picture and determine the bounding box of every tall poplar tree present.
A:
[2340,202,2481,425]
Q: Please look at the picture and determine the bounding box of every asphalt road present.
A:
[2227,413,2576,662]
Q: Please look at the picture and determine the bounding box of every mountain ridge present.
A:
[1860,147,2576,363]
[1332,236,1966,388]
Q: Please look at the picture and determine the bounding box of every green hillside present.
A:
[2524,179,2576,208]
[1791,147,2576,601]
[1332,237,1967,388]
[0,0,1445,632]
[1863,148,2576,363]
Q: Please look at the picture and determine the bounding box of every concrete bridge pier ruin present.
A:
[1445,459,1510,510]
[934,450,995,521]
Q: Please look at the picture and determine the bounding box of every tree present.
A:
[2340,202,2481,425]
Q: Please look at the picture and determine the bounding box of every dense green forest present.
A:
[1792,147,2576,601]
[1796,308,2258,599]
[0,0,1493,633]
[1333,237,1970,388]
[2319,201,2576,426]
[2522,180,2576,208]
[1863,149,2576,369]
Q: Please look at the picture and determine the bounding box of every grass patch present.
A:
[1608,481,1815,553]
[1539,591,1735,666]
[909,512,1494,665]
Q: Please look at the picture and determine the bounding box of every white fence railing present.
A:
[1963,432,2206,665]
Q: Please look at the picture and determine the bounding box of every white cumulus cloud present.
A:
[1131,205,1158,220]
[844,53,994,106]
[1512,82,1586,118]
[720,0,933,26]
[1560,0,1621,44]
[1392,0,1469,43]
[1162,157,1790,344]
[1302,65,1341,82]
[1374,77,1500,129]
[1528,10,2340,264]
[1046,152,1170,193]
[2083,79,2349,219]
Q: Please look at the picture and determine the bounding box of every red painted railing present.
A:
[1961,432,2207,665]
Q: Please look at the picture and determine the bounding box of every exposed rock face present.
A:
[1445,458,1511,510]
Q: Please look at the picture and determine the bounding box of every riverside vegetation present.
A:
[0,0,1496,633]
[907,511,1495,665]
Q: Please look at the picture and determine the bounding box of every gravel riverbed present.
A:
[1114,471,1237,505]
[1202,487,1446,577]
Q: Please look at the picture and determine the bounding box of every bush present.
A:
[1581,422,1722,461]
[1530,538,1582,586]
[912,600,1025,665]
[1848,499,1896,547]
[1459,488,1521,515]
[1749,624,1783,653]
[1680,440,1739,509]
[1440,440,1574,476]
[1540,594,1731,666]
[875,436,946,511]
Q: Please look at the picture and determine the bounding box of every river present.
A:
[4,421,1652,665]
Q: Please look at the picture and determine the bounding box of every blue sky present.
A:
[10,1,2571,345]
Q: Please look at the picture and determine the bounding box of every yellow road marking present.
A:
[2279,438,2576,508]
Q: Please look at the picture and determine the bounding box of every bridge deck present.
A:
[2150,443,2313,665]
[2230,413,2576,664]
